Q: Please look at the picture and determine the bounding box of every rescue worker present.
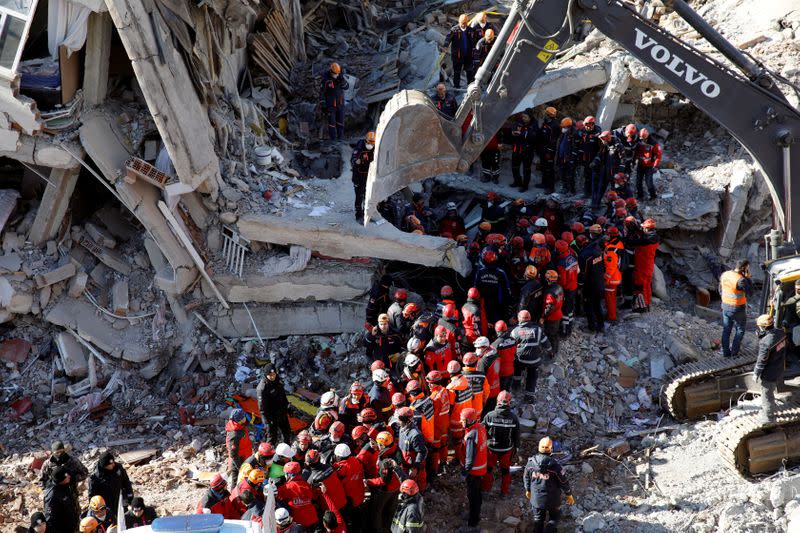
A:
[339,381,368,431]
[629,218,659,312]
[581,116,602,197]
[78,518,98,533]
[610,172,635,199]
[391,479,425,533]
[444,14,476,88]
[461,408,488,530]
[28,512,46,533]
[306,450,347,515]
[470,11,495,40]
[87,451,132,511]
[439,201,466,237]
[257,362,291,445]
[573,120,589,196]
[44,467,79,533]
[578,227,606,333]
[425,325,456,373]
[353,425,378,479]
[462,352,490,414]
[555,118,577,194]
[426,370,451,475]
[473,28,495,71]
[392,303,420,339]
[447,359,474,465]
[492,321,517,392]
[320,62,349,141]
[719,259,753,358]
[518,265,544,321]
[509,111,537,191]
[541,270,564,355]
[553,240,578,336]
[40,441,88,496]
[436,285,458,319]
[636,128,662,200]
[278,462,319,529]
[387,289,408,325]
[365,274,392,328]
[462,287,488,345]
[439,303,466,358]
[124,497,158,528]
[242,442,275,478]
[369,368,395,422]
[475,336,501,414]
[480,132,502,184]
[226,408,253,483]
[589,130,618,209]
[366,457,403,531]
[616,123,639,175]
[407,380,437,479]
[511,310,552,403]
[603,226,625,322]
[231,469,266,515]
[397,406,428,491]
[474,248,512,326]
[311,390,340,443]
[524,437,574,533]
[271,444,294,479]
[365,313,403,368]
[754,314,787,423]
[481,391,520,496]
[432,83,458,119]
[293,430,313,463]
[197,473,237,518]
[403,192,435,233]
[537,106,559,192]
[481,192,508,233]
[351,131,375,222]
[80,496,115,532]
[275,507,304,533]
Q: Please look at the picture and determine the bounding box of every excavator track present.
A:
[659,352,756,420]
[716,403,800,477]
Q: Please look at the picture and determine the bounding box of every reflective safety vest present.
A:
[410,394,437,445]
[720,270,746,307]
[604,239,624,286]
[447,375,474,431]
[463,368,490,413]
[429,386,450,442]
[464,424,488,476]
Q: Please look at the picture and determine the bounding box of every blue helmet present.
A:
[229,408,246,422]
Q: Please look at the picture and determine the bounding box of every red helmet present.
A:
[258,442,275,457]
[425,370,443,383]
[639,128,650,139]
[561,231,574,243]
[402,303,419,318]
[296,430,311,445]
[606,226,620,237]
[497,390,513,406]
[599,130,612,140]
[446,360,461,374]
[440,285,454,298]
[350,381,365,395]
[517,218,530,228]
[434,324,448,337]
[358,408,377,423]
[405,380,421,394]
[642,218,657,230]
[584,115,596,125]
[511,236,525,249]
[606,191,618,201]
[305,449,321,465]
[613,198,626,208]
[555,240,569,255]
[614,172,627,182]
[533,247,551,265]
[391,392,406,406]
[443,303,458,319]
[370,360,386,372]
[576,235,589,247]
[394,288,408,301]
[573,199,586,209]
[626,197,638,208]
[400,479,419,496]
[486,233,506,247]
[625,123,637,136]
[614,208,627,218]
[518,310,531,322]
[571,222,584,234]
[351,425,368,441]
[467,287,480,300]
[596,216,608,226]
[486,191,498,201]
[532,233,546,246]
[460,407,479,425]
[284,461,301,476]
[313,413,333,432]
[463,352,479,366]
[495,320,508,332]
[544,234,555,248]
[624,216,637,225]
[575,120,585,130]
[210,473,227,490]
[482,249,497,264]
[396,407,414,420]
[330,421,345,439]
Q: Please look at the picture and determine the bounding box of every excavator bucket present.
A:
[363,90,467,224]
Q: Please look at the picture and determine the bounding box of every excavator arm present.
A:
[364,0,800,243]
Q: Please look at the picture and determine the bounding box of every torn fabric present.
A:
[48,0,91,58]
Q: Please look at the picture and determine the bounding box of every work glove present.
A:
[566,494,575,505]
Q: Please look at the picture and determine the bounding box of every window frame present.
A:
[0,0,39,77]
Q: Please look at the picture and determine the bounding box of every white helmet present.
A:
[407,337,422,353]
[474,336,490,349]
[405,353,421,368]
[446,202,457,211]
[321,390,338,408]
[372,369,390,382]
[334,443,351,458]
[534,218,548,228]
[275,507,292,527]
[275,443,293,459]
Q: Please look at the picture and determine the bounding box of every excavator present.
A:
[362,0,800,478]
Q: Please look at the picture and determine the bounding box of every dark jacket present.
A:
[755,328,787,382]
[391,493,425,533]
[474,263,512,323]
[510,119,537,155]
[444,24,475,63]
[365,326,404,367]
[88,462,133,509]
[578,240,605,294]
[483,405,520,452]
[518,278,544,320]
[124,506,158,527]
[257,374,290,420]
[366,280,391,327]
[320,71,349,109]
[40,454,88,493]
[510,321,551,366]
[431,92,458,119]
[44,483,80,533]
[523,453,571,509]
[351,139,374,179]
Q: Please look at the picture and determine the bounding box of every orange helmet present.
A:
[545,106,557,117]
[330,62,341,74]
[524,265,538,280]
[642,218,657,230]
[248,469,266,485]
[545,270,558,282]
[376,431,394,447]
[80,517,99,533]
[532,233,546,246]
[560,118,573,128]
[495,320,508,332]
[402,303,419,318]
[366,131,376,144]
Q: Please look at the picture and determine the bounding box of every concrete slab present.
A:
[209,301,366,338]
[45,298,151,363]
[718,166,754,258]
[80,111,131,183]
[216,258,375,303]
[56,332,88,378]
[513,61,610,114]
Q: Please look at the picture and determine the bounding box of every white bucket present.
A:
[254,146,272,166]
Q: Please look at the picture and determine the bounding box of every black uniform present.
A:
[320,70,350,141]
[510,119,537,190]
[473,36,494,71]
[578,239,605,332]
[390,492,425,533]
[755,327,787,422]
[511,321,552,401]
[40,453,88,496]
[257,363,292,445]
[124,498,158,528]
[582,124,602,196]
[365,275,392,327]
[444,24,476,88]
[431,91,458,119]
[523,453,572,533]
[538,117,559,192]
[351,139,374,222]
[589,137,620,209]
[44,479,79,533]
[365,326,404,368]
[88,453,133,509]
[518,278,544,321]
[474,263,513,325]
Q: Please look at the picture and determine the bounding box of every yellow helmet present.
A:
[89,495,106,512]
[376,431,394,447]
[239,462,253,483]
[248,468,266,485]
[539,436,553,454]
[80,517,99,533]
